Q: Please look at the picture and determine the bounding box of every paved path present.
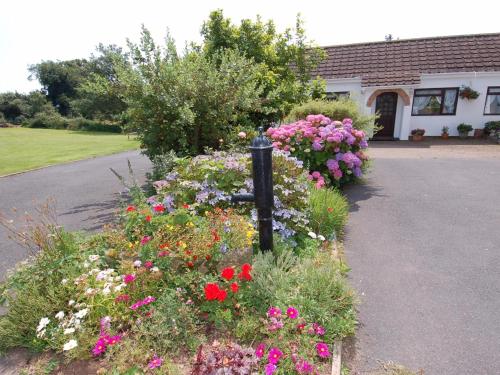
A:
[0,151,151,280]
[343,141,500,375]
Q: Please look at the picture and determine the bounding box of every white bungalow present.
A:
[312,33,500,139]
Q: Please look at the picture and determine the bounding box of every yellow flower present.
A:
[186,222,194,227]
[128,242,134,248]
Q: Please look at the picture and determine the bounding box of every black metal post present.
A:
[231,127,274,251]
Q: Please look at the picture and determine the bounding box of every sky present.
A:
[1,0,499,93]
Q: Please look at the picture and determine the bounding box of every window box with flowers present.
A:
[459,86,480,100]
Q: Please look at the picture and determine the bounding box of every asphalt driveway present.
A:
[343,140,500,375]
[0,150,151,280]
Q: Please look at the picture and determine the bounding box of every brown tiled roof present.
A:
[312,33,500,87]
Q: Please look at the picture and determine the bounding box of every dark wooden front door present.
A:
[375,92,398,138]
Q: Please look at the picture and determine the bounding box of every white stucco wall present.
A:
[409,72,500,136]
[325,72,500,139]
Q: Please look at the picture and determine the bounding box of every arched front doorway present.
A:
[374,92,398,138]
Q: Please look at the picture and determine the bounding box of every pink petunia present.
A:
[286,307,299,319]
[267,306,282,318]
[123,274,136,284]
[255,343,266,359]
[148,354,163,369]
[265,363,277,375]
[92,337,107,356]
[316,342,330,358]
[267,347,283,365]
[141,235,151,245]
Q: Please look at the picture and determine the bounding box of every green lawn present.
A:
[0,128,140,176]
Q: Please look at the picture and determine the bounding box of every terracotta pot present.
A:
[441,133,449,139]
[412,134,424,141]
[474,129,484,138]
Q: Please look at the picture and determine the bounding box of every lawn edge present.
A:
[0,148,141,178]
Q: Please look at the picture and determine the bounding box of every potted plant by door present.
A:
[457,123,473,139]
[441,126,449,139]
[411,128,425,141]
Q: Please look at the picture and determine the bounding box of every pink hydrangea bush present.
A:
[267,114,369,188]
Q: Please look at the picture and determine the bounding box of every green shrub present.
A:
[251,249,356,342]
[309,187,349,238]
[25,109,68,129]
[286,99,376,135]
[130,288,202,354]
[67,118,122,133]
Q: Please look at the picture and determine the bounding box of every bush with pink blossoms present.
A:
[267,114,369,187]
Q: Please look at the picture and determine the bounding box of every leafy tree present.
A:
[115,27,262,157]
[28,59,91,116]
[72,44,129,120]
[0,91,50,122]
[201,10,325,124]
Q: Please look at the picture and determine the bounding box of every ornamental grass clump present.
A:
[309,186,349,238]
[267,115,369,188]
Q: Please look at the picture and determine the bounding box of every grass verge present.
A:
[0,128,140,176]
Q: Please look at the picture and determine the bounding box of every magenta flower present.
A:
[255,343,266,359]
[123,274,136,284]
[141,235,151,245]
[313,323,325,336]
[316,342,330,358]
[296,359,314,373]
[268,347,283,364]
[105,335,122,345]
[148,354,163,369]
[267,306,282,318]
[129,300,144,310]
[286,307,299,319]
[265,363,277,375]
[92,338,107,356]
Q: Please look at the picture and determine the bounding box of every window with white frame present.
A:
[411,88,459,116]
[484,87,500,115]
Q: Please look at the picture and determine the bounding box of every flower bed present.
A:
[0,147,357,374]
[267,115,369,188]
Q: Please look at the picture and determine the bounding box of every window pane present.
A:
[415,89,442,96]
[412,95,442,115]
[326,91,350,101]
[484,94,500,114]
[442,89,457,114]
[489,87,500,94]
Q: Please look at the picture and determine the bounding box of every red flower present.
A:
[241,263,252,273]
[205,255,212,261]
[182,203,190,209]
[144,261,153,269]
[230,282,239,293]
[159,243,170,249]
[187,261,194,268]
[217,289,228,302]
[238,272,252,281]
[145,215,152,222]
[221,267,235,281]
[327,207,333,213]
[204,283,220,301]
[126,206,136,212]
[211,230,221,242]
[153,204,165,213]
[238,263,253,281]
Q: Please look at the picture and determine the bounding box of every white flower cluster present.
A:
[308,232,326,241]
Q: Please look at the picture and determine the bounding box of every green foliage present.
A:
[287,98,376,134]
[251,249,356,342]
[67,118,122,133]
[309,187,349,238]
[0,231,83,353]
[115,27,262,157]
[0,91,50,122]
[457,123,473,133]
[201,10,325,123]
[24,105,68,129]
[131,288,202,354]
